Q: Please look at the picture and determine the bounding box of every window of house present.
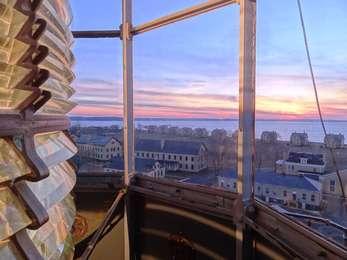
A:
[330,180,336,192]
[302,193,306,200]
[186,156,188,161]
[292,193,297,201]
[265,188,269,194]
[174,155,176,160]
[311,194,315,202]
[233,182,236,189]
[191,157,194,162]
[191,165,194,170]
[168,155,171,159]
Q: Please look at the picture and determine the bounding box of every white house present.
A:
[77,136,122,161]
[276,152,326,175]
[321,169,347,197]
[217,169,322,211]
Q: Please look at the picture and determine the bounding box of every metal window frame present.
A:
[74,0,254,259]
[73,1,347,258]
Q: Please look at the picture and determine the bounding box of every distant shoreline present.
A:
[69,116,347,123]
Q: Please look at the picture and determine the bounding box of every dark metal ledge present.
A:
[128,176,347,259]
[130,175,239,220]
[0,114,70,137]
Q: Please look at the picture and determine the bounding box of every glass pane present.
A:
[0,4,29,38]
[34,131,77,168]
[38,1,74,46]
[0,36,30,65]
[134,0,211,25]
[0,138,31,183]
[27,195,76,259]
[133,5,239,186]
[50,0,73,26]
[40,53,75,85]
[0,187,31,240]
[0,62,31,89]
[40,78,75,100]
[26,161,76,209]
[70,0,120,31]
[40,29,75,66]
[0,240,24,260]
[254,0,347,247]
[37,97,77,115]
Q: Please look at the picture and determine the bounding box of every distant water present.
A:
[71,119,347,142]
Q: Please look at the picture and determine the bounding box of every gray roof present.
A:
[77,136,119,146]
[218,169,320,192]
[135,139,205,155]
[287,152,324,165]
[136,139,162,152]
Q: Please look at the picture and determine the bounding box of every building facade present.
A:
[276,152,326,175]
[290,132,309,146]
[218,170,322,211]
[324,134,345,149]
[261,131,278,144]
[321,170,347,197]
[135,139,208,173]
[77,136,122,161]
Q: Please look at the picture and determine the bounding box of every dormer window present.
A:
[300,158,308,164]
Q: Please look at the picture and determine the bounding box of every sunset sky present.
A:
[69,0,347,120]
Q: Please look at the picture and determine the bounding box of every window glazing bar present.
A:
[132,0,238,35]
[72,30,121,38]
[122,0,134,259]
[236,0,256,259]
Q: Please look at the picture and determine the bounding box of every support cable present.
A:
[296,0,346,199]
[80,188,127,259]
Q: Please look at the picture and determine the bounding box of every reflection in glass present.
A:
[0,138,31,183]
[0,187,31,240]
[34,131,77,168]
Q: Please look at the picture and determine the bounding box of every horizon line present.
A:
[68,116,347,122]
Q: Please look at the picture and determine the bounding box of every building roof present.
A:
[135,139,162,152]
[104,157,158,173]
[135,139,204,155]
[218,169,321,192]
[77,136,119,146]
[163,140,204,155]
[287,152,324,165]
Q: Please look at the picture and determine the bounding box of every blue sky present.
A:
[69,0,347,119]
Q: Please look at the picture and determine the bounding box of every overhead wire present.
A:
[296,0,346,199]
